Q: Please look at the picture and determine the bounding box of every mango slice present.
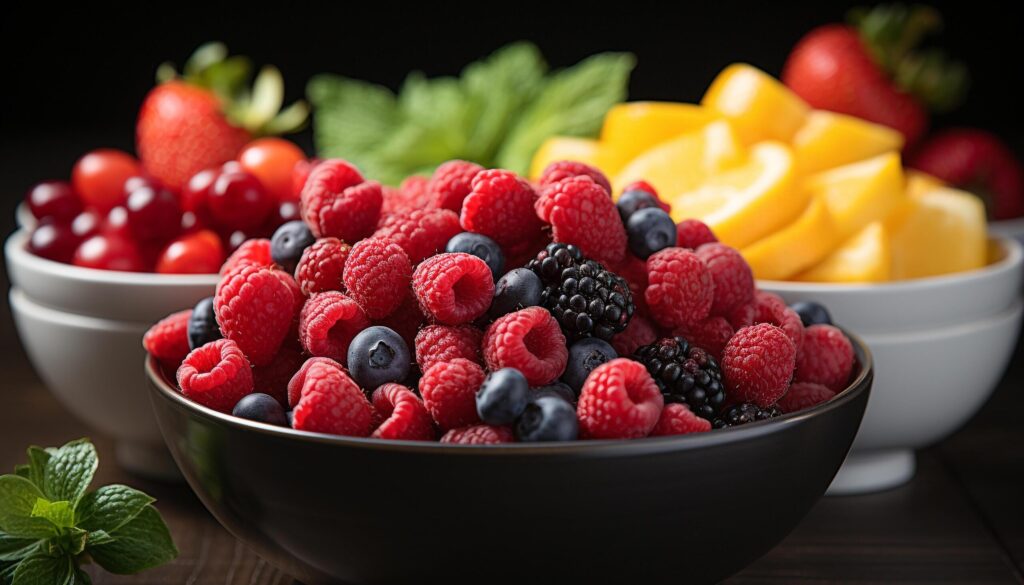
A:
[530,137,613,180]
[600,102,716,170]
[888,187,987,279]
[796,222,891,283]
[701,63,810,145]
[805,152,905,240]
[905,169,944,198]
[742,196,839,281]
[792,111,904,176]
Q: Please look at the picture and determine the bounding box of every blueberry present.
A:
[346,326,411,389]
[790,301,833,327]
[626,207,677,260]
[617,189,661,222]
[515,395,579,442]
[489,268,543,318]
[187,296,222,350]
[475,368,530,425]
[562,338,617,393]
[531,382,577,405]
[446,232,504,278]
[270,220,315,274]
[232,393,288,426]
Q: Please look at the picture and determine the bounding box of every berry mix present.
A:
[144,158,857,444]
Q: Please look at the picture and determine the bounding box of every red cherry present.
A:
[26,181,82,222]
[71,210,103,240]
[181,168,217,224]
[126,185,181,242]
[28,221,80,263]
[208,169,273,231]
[71,149,141,213]
[73,233,145,272]
[155,229,224,274]
[103,206,132,239]
[238,138,306,203]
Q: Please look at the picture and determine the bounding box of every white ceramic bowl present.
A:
[761,237,1024,494]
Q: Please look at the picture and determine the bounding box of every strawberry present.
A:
[136,43,307,191]
[782,4,968,148]
[910,129,1024,220]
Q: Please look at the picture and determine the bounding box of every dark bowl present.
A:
[146,336,872,585]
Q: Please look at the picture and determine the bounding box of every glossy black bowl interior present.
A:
[146,336,872,585]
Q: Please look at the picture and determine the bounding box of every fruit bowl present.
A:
[145,337,871,585]
[761,236,1023,494]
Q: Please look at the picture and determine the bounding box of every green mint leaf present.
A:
[73,568,91,585]
[0,477,56,539]
[24,449,50,490]
[87,506,177,574]
[42,440,97,507]
[29,500,74,529]
[85,530,113,547]
[2,560,18,585]
[9,471,27,483]
[75,485,154,534]
[0,533,40,563]
[11,554,73,585]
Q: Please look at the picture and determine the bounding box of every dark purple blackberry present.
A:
[634,336,725,421]
[526,243,633,341]
[712,403,783,429]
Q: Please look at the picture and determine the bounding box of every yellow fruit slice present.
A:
[805,152,905,239]
[701,63,810,145]
[905,169,944,198]
[530,137,612,180]
[600,102,716,169]
[612,120,745,198]
[792,110,904,175]
[671,141,801,249]
[888,187,987,279]
[742,196,839,280]
[796,222,891,283]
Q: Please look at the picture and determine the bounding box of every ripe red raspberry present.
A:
[621,180,671,213]
[372,208,461,263]
[298,292,370,364]
[252,346,304,407]
[726,301,756,330]
[778,381,836,413]
[428,160,484,212]
[610,314,658,357]
[414,324,483,373]
[286,357,343,408]
[673,315,734,361]
[295,237,350,296]
[291,360,374,436]
[612,254,649,316]
[721,324,797,407]
[220,238,273,275]
[343,238,412,319]
[794,325,855,392]
[577,358,664,439]
[645,247,714,329]
[176,339,254,413]
[483,307,568,386]
[695,243,754,316]
[412,253,495,325]
[381,176,433,216]
[650,403,712,436]
[539,160,613,195]
[300,159,382,241]
[535,176,627,266]
[675,219,718,249]
[460,169,543,248]
[419,358,485,431]
[144,309,192,367]
[215,264,297,366]
[502,231,552,270]
[373,294,426,349]
[440,425,514,444]
[371,383,436,441]
[750,291,804,350]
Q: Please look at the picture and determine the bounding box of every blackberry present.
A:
[634,336,725,420]
[526,243,634,341]
[712,403,783,429]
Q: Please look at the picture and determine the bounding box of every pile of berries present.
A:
[145,158,856,443]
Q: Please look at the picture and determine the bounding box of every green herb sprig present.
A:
[0,439,177,585]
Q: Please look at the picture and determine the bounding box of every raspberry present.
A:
[300,159,382,241]
[726,301,756,330]
[539,160,613,195]
[612,254,650,316]
[577,358,664,439]
[673,315,734,361]
[535,176,627,266]
[419,358,485,431]
[645,247,714,329]
[721,324,797,408]
[621,180,671,213]
[428,160,484,212]
[373,294,426,349]
[440,425,514,444]
[502,231,552,270]
[778,381,836,413]
[381,176,433,216]
[291,360,374,436]
[215,264,297,366]
[286,357,343,408]
[483,307,568,386]
[610,314,658,357]
[371,383,436,441]
[176,339,254,413]
[794,325,855,392]
[298,292,370,364]
[372,208,461,263]
[750,291,804,350]
[343,238,413,319]
[460,169,543,248]
[415,324,484,373]
[696,243,754,316]
[650,403,712,436]
[252,346,303,407]
[295,237,350,296]
[412,253,495,325]
[143,309,192,367]
[675,219,718,249]
[220,238,273,275]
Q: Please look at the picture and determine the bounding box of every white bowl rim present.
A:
[858,297,1023,343]
[9,288,149,332]
[5,227,220,287]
